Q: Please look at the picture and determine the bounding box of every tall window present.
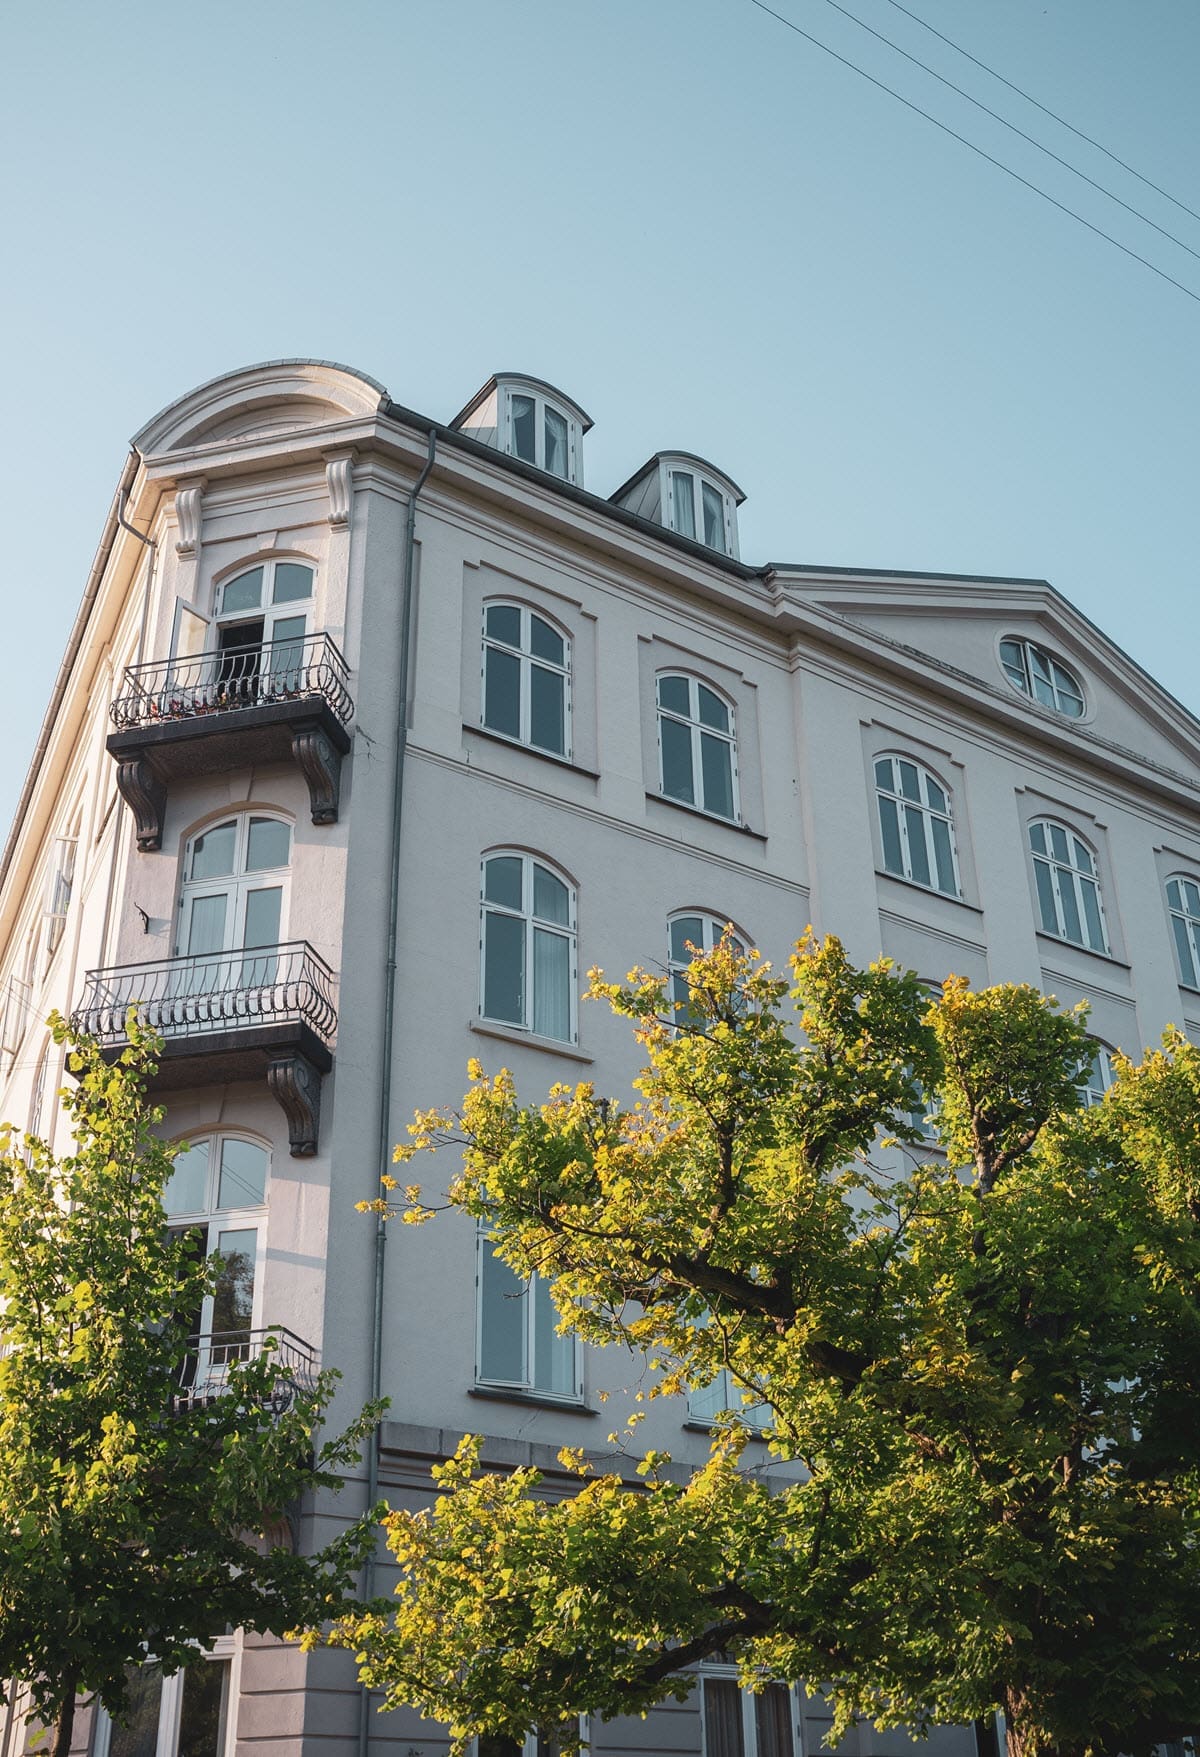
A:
[1000,639,1084,718]
[205,559,314,698]
[1077,1041,1115,1109]
[510,392,572,479]
[1166,874,1200,988]
[166,1133,270,1382]
[701,1661,797,1757]
[44,834,78,958]
[874,756,959,896]
[1029,820,1108,954]
[668,913,745,1020]
[668,469,730,553]
[657,674,737,821]
[481,603,570,757]
[95,1642,235,1757]
[177,815,291,968]
[480,854,576,1042]
[477,1232,580,1400]
[26,1040,51,1145]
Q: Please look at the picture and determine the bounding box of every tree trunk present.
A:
[50,1670,77,1757]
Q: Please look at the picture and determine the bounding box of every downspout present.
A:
[357,430,437,1757]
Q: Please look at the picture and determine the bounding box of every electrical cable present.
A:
[743,0,1200,306]
[812,0,1200,266]
[880,0,1200,229]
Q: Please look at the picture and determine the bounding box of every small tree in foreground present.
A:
[0,1021,383,1757]
[322,935,1200,1757]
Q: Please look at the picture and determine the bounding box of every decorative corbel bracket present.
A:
[174,479,206,556]
[266,1051,323,1156]
[325,453,355,528]
[291,723,343,825]
[115,756,167,852]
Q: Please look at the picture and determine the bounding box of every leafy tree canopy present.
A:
[324,935,1200,1757]
[0,1020,383,1757]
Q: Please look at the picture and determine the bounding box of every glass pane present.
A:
[756,1685,794,1757]
[107,1664,163,1757]
[213,1228,256,1333]
[1070,836,1095,876]
[218,1138,268,1209]
[1058,873,1083,945]
[881,793,907,873]
[479,1245,527,1384]
[483,646,522,739]
[931,816,956,894]
[1080,879,1105,952]
[479,1739,524,1757]
[874,757,894,791]
[533,1271,575,1394]
[1030,648,1057,708]
[268,612,306,652]
[271,562,313,604]
[220,568,264,615]
[529,614,564,666]
[671,916,705,963]
[165,1138,210,1218]
[1173,915,1197,987]
[697,685,729,732]
[190,822,237,881]
[544,407,569,479]
[178,1659,231,1757]
[1000,641,1027,691]
[658,673,691,716]
[703,1678,744,1757]
[1034,860,1059,935]
[246,817,291,873]
[660,715,694,803]
[530,666,565,753]
[1186,881,1200,917]
[925,776,947,814]
[701,482,726,552]
[483,856,523,910]
[671,472,696,539]
[483,910,524,1024]
[187,893,229,957]
[1049,823,1070,863]
[242,887,282,949]
[1028,821,1047,855]
[533,864,569,925]
[1167,878,1183,911]
[532,927,570,1040]
[897,760,921,802]
[700,732,734,819]
[486,603,522,647]
[904,804,931,887]
[512,394,536,462]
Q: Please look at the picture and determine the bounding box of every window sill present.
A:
[645,792,766,843]
[682,1419,770,1441]
[464,722,600,781]
[875,868,982,915]
[1035,932,1130,971]
[470,1384,596,1416]
[469,1017,594,1063]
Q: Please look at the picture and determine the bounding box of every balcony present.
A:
[106,633,354,851]
[72,942,335,1155]
[173,1327,320,1417]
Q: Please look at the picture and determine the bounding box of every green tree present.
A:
[0,1020,382,1757]
[324,934,1200,1757]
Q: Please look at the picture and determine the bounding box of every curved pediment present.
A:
[133,359,389,456]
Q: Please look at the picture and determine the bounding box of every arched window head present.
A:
[1000,639,1084,718]
[668,912,746,1021]
[481,602,570,757]
[178,814,292,962]
[874,756,959,897]
[1029,820,1108,954]
[1166,874,1200,989]
[656,674,738,822]
[480,854,577,1043]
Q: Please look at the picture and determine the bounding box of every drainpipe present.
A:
[357,430,437,1757]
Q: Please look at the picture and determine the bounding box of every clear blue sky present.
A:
[2,0,1197,833]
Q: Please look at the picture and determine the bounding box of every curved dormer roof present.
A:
[132,358,390,456]
[609,450,746,508]
[450,372,593,435]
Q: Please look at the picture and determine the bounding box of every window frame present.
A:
[213,557,315,642]
[656,672,740,823]
[44,833,78,960]
[176,813,293,962]
[1166,872,1200,990]
[873,754,960,897]
[165,1131,272,1354]
[665,467,735,555]
[1077,1040,1116,1109]
[479,852,578,1045]
[93,1635,238,1757]
[1028,817,1109,955]
[502,385,581,482]
[475,1226,583,1402]
[480,600,573,759]
[698,1659,801,1757]
[999,638,1085,718]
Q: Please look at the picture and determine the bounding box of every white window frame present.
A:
[176,814,292,960]
[479,852,578,1044]
[668,912,747,1021]
[1028,818,1109,954]
[1166,873,1200,989]
[93,1635,239,1757]
[698,1660,802,1757]
[475,1227,583,1402]
[214,557,314,643]
[475,1720,590,1757]
[502,386,581,482]
[656,673,740,822]
[166,1132,272,1359]
[664,468,735,555]
[480,600,572,758]
[874,755,960,897]
[1077,1041,1115,1108]
[1000,638,1085,718]
[44,834,77,959]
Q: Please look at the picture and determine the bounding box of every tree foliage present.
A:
[325,934,1200,1757]
[0,1020,383,1757]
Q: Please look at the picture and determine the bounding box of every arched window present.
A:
[1029,820,1108,954]
[1077,1041,1115,1109]
[874,756,959,896]
[480,853,576,1043]
[212,558,314,701]
[668,912,746,1019]
[656,674,737,821]
[177,814,292,965]
[166,1132,270,1381]
[1166,874,1200,988]
[1000,639,1084,718]
[481,602,570,758]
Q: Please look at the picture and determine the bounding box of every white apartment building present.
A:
[4,358,1200,1757]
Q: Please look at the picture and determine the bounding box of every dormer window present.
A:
[610,452,744,558]
[450,374,591,486]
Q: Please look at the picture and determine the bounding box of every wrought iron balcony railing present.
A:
[72,941,337,1045]
[109,631,353,731]
[173,1326,320,1416]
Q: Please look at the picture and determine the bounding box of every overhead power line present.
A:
[743,0,1200,307]
[814,0,1200,267]
[881,0,1200,230]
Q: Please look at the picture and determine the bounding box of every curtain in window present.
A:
[704,1679,745,1757]
[755,1685,794,1757]
[532,928,570,1040]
